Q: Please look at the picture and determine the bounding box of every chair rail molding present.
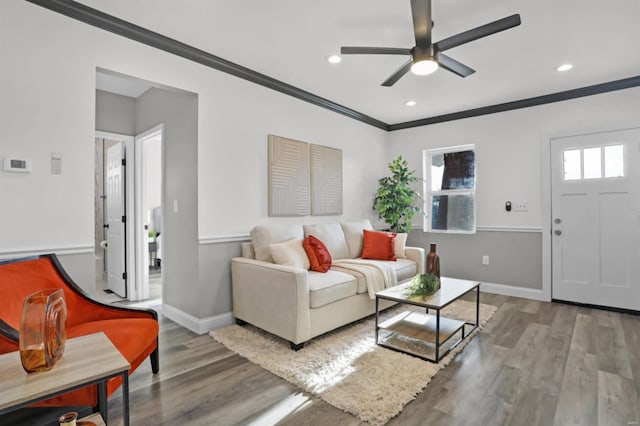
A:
[199,234,251,245]
[0,244,94,259]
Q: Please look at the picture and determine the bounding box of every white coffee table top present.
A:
[376,277,480,309]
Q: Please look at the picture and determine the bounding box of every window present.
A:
[423,145,476,233]
[563,144,625,181]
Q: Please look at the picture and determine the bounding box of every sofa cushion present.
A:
[394,233,408,259]
[362,229,397,261]
[250,224,304,263]
[303,223,350,260]
[270,238,310,270]
[308,270,357,308]
[341,220,373,258]
[303,235,332,272]
[354,258,417,293]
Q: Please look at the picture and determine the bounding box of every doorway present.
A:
[95,133,134,300]
[551,128,640,310]
[135,126,164,303]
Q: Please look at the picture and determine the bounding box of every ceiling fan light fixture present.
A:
[405,100,417,107]
[410,59,438,76]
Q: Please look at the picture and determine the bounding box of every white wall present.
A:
[0,2,389,322]
[389,87,640,229]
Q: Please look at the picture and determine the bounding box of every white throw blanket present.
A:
[332,259,398,299]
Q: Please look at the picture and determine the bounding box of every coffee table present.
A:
[375,277,480,363]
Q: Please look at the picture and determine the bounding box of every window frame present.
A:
[423,144,477,234]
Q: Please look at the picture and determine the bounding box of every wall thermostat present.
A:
[3,157,32,173]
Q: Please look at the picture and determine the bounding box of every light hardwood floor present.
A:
[107,293,640,425]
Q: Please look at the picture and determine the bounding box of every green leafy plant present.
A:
[407,273,441,298]
[373,155,422,233]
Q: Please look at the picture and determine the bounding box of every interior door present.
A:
[106,142,127,297]
[551,128,640,310]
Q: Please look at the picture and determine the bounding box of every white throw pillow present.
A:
[394,233,408,259]
[303,223,351,260]
[269,238,310,270]
[341,220,373,258]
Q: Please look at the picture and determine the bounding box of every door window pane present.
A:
[563,149,581,180]
[604,145,624,178]
[431,194,475,232]
[583,147,602,179]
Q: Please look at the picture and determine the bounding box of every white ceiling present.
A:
[81,0,640,125]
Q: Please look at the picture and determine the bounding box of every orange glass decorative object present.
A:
[19,288,67,373]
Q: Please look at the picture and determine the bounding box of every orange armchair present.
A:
[0,254,159,409]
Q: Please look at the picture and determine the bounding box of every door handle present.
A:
[554,230,562,235]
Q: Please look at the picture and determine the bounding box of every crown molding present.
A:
[26,0,388,131]
[25,0,640,132]
[388,75,640,131]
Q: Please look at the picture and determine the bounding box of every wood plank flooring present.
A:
[105,294,640,425]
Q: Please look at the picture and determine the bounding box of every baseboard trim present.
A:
[199,234,250,245]
[480,281,549,302]
[0,245,94,259]
[162,303,234,334]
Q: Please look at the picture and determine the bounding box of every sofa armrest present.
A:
[231,257,311,344]
[405,246,426,274]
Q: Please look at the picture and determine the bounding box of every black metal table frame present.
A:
[375,284,480,363]
[0,369,129,426]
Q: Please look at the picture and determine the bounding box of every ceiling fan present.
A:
[340,0,521,86]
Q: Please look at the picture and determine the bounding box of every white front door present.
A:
[551,128,640,310]
[106,142,127,297]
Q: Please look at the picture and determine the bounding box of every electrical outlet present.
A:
[482,255,489,265]
[512,201,528,212]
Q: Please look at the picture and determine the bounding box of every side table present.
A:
[0,332,130,425]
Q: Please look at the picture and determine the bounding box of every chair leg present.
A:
[150,347,160,374]
[290,342,304,351]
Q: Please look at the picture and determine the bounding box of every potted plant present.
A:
[407,273,441,299]
[373,156,422,233]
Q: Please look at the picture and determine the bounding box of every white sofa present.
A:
[231,220,425,349]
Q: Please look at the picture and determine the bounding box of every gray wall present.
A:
[407,230,542,289]
[198,241,243,317]
[135,88,200,317]
[57,252,98,296]
[95,90,136,135]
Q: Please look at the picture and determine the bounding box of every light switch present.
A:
[51,153,62,174]
[173,199,179,213]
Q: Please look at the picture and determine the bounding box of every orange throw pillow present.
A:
[361,229,397,261]
[303,235,332,273]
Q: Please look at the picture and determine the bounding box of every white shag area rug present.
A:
[210,300,496,425]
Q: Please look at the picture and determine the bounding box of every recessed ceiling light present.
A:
[405,100,417,107]
[327,55,342,64]
[556,63,573,72]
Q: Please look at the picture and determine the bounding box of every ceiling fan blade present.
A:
[341,47,411,55]
[410,0,433,45]
[434,14,521,52]
[381,60,413,87]
[437,54,475,77]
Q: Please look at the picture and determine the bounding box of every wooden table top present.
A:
[376,277,480,309]
[0,332,129,411]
